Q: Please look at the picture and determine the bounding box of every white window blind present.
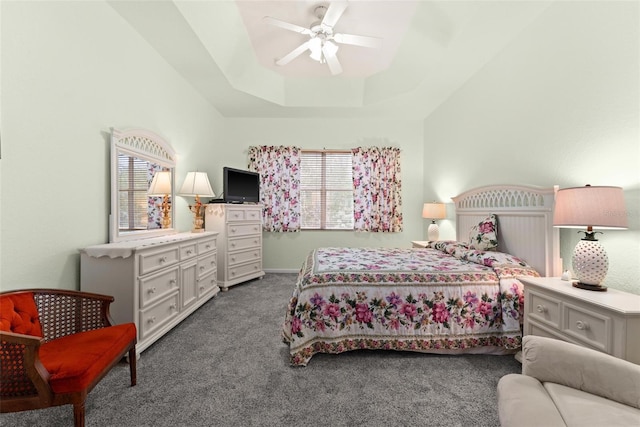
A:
[300,151,354,230]
[117,154,154,231]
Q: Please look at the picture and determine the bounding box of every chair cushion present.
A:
[545,382,640,427]
[497,374,566,427]
[39,323,136,394]
[0,293,43,337]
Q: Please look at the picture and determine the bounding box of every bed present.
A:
[282,185,562,366]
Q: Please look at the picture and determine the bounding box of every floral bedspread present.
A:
[282,241,539,366]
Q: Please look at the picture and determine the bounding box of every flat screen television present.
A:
[223,167,260,203]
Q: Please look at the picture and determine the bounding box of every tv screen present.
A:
[223,167,260,203]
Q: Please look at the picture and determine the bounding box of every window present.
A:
[300,150,354,230]
[117,154,163,231]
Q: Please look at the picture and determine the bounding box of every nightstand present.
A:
[411,240,430,248]
[520,276,640,364]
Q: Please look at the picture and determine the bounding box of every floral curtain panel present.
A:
[248,146,302,232]
[147,164,164,230]
[351,147,403,232]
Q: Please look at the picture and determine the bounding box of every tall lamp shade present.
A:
[179,172,215,233]
[422,202,446,241]
[147,171,173,229]
[553,185,627,291]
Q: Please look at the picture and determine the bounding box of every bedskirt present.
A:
[282,244,538,366]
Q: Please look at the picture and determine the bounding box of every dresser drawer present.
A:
[197,252,217,278]
[527,290,561,329]
[227,223,261,238]
[228,235,261,252]
[563,302,610,352]
[139,247,180,275]
[225,207,248,222]
[228,260,262,281]
[198,237,217,255]
[224,206,261,222]
[139,266,179,308]
[139,293,180,340]
[180,243,197,260]
[198,271,218,298]
[228,248,261,267]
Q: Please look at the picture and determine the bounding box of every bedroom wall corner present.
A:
[421,1,639,293]
[0,1,224,291]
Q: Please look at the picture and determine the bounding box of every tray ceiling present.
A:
[108,0,552,119]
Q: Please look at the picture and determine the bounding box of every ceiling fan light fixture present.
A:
[323,40,339,57]
[308,37,322,62]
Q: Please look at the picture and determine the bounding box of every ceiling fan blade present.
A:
[321,1,348,28]
[275,41,311,66]
[333,33,382,49]
[323,46,343,75]
[263,16,312,35]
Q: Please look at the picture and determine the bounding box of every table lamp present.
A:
[147,171,173,229]
[553,185,627,291]
[179,171,215,233]
[422,202,446,241]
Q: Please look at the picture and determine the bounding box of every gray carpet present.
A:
[1,273,520,427]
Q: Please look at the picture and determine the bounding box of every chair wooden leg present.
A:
[73,401,85,427]
[128,347,137,386]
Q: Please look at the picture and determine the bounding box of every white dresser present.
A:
[204,203,264,290]
[521,276,640,364]
[81,232,219,356]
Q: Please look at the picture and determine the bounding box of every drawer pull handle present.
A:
[159,256,168,263]
[576,320,589,330]
[169,279,176,285]
[200,266,205,271]
[169,303,177,310]
[206,244,211,249]
[231,228,237,233]
[210,261,215,266]
[231,243,236,247]
[536,304,547,313]
[148,287,157,294]
[186,249,193,255]
[200,285,205,291]
[231,257,236,261]
[148,316,156,324]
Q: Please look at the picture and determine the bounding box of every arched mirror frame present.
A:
[110,128,177,243]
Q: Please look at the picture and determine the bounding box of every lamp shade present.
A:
[179,171,215,198]
[147,171,172,196]
[422,202,446,220]
[553,186,627,229]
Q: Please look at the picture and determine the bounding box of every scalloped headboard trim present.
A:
[452,185,561,277]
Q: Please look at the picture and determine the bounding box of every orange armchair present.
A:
[0,289,137,427]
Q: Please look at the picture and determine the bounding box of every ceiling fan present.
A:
[264,2,382,75]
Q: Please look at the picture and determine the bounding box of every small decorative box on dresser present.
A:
[204,203,265,291]
[520,276,640,364]
[81,232,219,356]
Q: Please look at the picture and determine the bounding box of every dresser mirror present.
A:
[110,128,177,243]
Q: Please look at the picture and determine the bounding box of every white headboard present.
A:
[452,185,561,277]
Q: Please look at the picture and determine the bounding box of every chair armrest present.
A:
[0,331,52,407]
[31,289,116,341]
[522,335,640,408]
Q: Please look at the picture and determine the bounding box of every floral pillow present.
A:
[469,214,498,251]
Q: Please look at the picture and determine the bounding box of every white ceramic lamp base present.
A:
[572,239,609,291]
[427,223,440,242]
